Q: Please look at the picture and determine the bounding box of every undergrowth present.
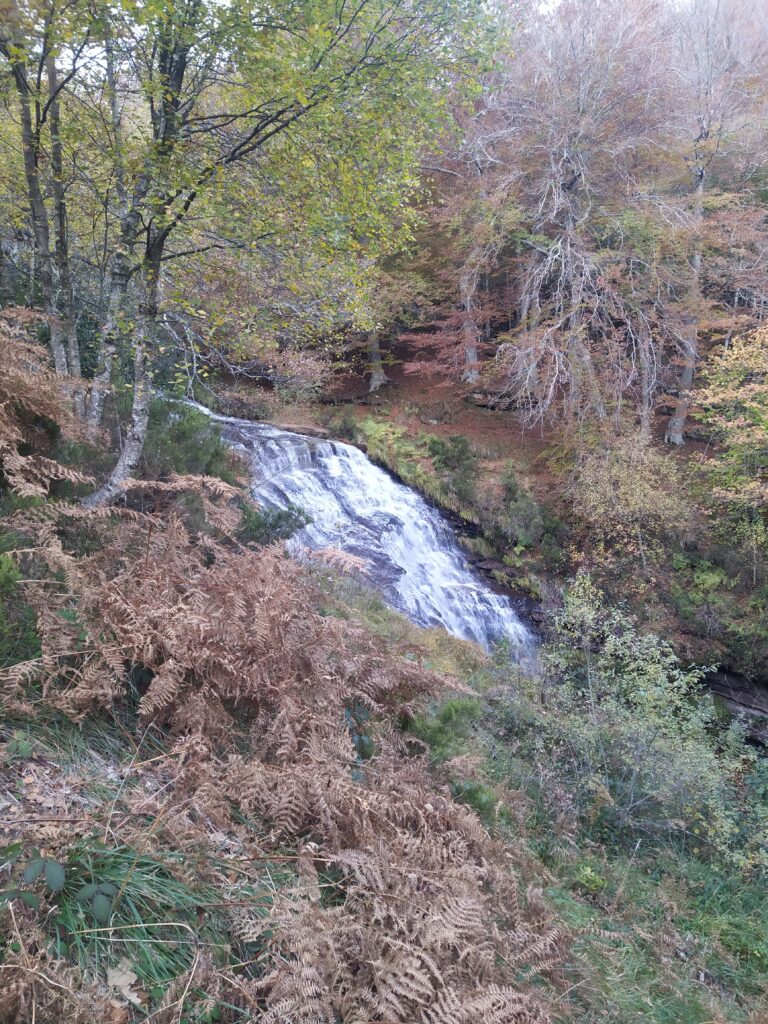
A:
[0,489,562,1021]
[137,399,241,484]
[1,320,765,1023]
[404,650,768,1024]
[237,501,310,546]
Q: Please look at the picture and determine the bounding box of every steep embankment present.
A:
[1,323,767,1024]
[276,354,768,723]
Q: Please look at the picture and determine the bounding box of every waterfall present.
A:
[198,407,534,655]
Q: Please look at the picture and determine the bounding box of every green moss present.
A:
[357,419,461,512]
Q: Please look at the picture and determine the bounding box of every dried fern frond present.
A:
[0,309,88,497]
[120,475,241,500]
[0,919,113,1024]
[9,492,561,1022]
[311,546,370,575]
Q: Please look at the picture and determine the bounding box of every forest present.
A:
[0,0,767,1020]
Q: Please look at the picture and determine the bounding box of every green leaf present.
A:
[76,882,99,901]
[44,860,66,892]
[92,893,114,924]
[22,858,44,884]
[100,882,120,897]
[5,737,33,761]
[0,843,22,862]
[0,889,18,903]
[20,891,40,910]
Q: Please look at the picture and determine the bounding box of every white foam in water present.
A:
[191,404,534,655]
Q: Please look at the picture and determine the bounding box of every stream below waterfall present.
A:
[196,407,534,656]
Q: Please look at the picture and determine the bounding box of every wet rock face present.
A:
[709,670,768,745]
[204,406,534,655]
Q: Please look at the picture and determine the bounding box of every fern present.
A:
[0,309,91,497]
[2,478,562,1022]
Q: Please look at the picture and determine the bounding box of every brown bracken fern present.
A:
[0,332,562,1019]
[0,308,91,497]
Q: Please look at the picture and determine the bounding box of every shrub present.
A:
[427,434,477,504]
[569,435,690,568]
[237,501,310,546]
[0,540,39,669]
[498,576,768,865]
[493,463,546,548]
[137,399,239,483]
[698,328,768,590]
[408,697,483,761]
[325,408,359,441]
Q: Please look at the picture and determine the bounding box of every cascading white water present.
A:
[198,406,534,655]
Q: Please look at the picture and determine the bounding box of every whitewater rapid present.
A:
[198,407,534,655]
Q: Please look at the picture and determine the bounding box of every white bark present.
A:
[367,330,389,392]
[83,265,157,506]
[460,271,480,384]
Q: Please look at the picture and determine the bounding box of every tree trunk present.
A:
[460,270,480,383]
[664,338,695,445]
[637,322,655,440]
[666,173,704,445]
[367,329,389,392]
[47,53,83,412]
[517,261,541,413]
[482,271,492,340]
[13,63,68,374]
[0,237,10,303]
[574,334,606,422]
[85,21,131,432]
[86,257,129,432]
[82,262,158,507]
[566,286,606,424]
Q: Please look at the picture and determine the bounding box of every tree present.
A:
[569,433,691,572]
[664,0,768,445]
[406,0,768,438]
[75,0,482,505]
[0,0,91,386]
[524,575,762,863]
[416,0,682,423]
[698,326,768,586]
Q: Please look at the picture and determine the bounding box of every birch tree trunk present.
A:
[82,259,159,507]
[86,22,128,431]
[460,270,480,383]
[46,54,83,412]
[13,62,68,375]
[85,256,128,432]
[367,329,389,392]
